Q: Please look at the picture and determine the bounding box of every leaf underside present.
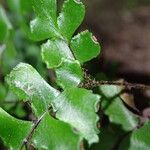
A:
[119,121,150,150]
[100,85,139,131]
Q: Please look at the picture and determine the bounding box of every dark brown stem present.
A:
[19,112,46,150]
[92,80,150,90]
[80,70,150,90]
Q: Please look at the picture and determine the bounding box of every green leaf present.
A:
[30,0,61,41]
[0,108,32,150]
[0,44,5,59]
[119,121,150,150]
[100,85,139,131]
[7,0,20,13]
[32,0,57,22]
[6,63,59,117]
[20,0,32,13]
[0,83,7,100]
[15,103,27,118]
[100,85,123,98]
[0,5,12,42]
[5,91,17,102]
[53,87,100,144]
[55,59,83,89]
[7,0,32,14]
[58,0,85,41]
[30,17,60,41]
[32,113,82,150]
[71,30,101,63]
[41,39,74,68]
[1,40,18,75]
[91,125,124,150]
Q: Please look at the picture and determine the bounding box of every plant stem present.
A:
[92,80,150,90]
[19,112,46,150]
[80,70,150,90]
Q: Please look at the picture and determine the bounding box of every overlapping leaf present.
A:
[71,30,101,63]
[0,107,82,150]
[31,0,86,89]
[32,113,82,150]
[0,108,32,150]
[55,59,83,89]
[30,0,61,41]
[119,121,150,150]
[1,0,103,149]
[5,62,100,147]
[41,39,74,68]
[100,85,139,131]
[53,87,100,144]
[6,63,59,117]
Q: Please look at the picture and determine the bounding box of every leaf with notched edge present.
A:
[32,113,82,150]
[53,87,100,145]
[1,0,104,149]
[58,0,85,41]
[32,0,57,21]
[41,39,74,68]
[30,0,61,41]
[6,63,59,117]
[71,30,101,63]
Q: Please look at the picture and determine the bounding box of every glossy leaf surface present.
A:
[58,0,85,41]
[55,59,83,89]
[32,0,57,21]
[0,108,32,150]
[30,17,60,41]
[53,87,100,144]
[6,63,59,116]
[71,31,101,63]
[41,39,74,68]
[32,113,81,150]
[30,0,60,41]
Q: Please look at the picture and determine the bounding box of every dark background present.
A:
[81,0,150,111]
[84,0,150,79]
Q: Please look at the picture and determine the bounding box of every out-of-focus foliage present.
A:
[0,0,47,119]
